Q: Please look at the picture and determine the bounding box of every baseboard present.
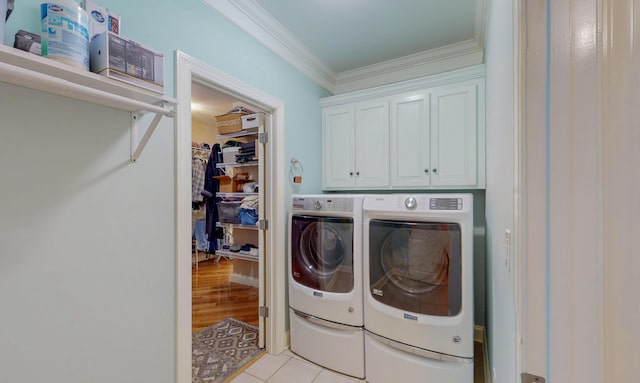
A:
[474,325,491,383]
[229,273,259,287]
[474,325,484,342]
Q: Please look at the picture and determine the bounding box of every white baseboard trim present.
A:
[230,273,259,287]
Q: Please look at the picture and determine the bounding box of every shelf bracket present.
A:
[130,102,173,163]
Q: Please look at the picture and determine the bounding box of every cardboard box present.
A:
[216,112,247,135]
[89,31,164,94]
[213,172,250,193]
[85,0,120,41]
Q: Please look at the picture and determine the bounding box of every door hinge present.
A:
[522,373,545,383]
[259,306,269,318]
[258,132,268,144]
[258,219,268,230]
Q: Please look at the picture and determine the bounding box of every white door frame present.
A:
[174,51,288,383]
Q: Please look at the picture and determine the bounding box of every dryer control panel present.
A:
[429,197,463,210]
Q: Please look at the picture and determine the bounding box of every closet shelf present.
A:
[0,44,178,163]
[216,222,259,231]
[216,250,259,262]
[216,161,258,169]
[217,128,258,140]
[217,192,258,198]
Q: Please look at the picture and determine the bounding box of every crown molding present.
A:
[321,64,486,108]
[203,0,486,95]
[202,0,337,93]
[334,39,484,93]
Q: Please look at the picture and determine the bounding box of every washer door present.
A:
[368,220,462,316]
[291,215,354,293]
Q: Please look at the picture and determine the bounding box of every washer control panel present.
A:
[292,197,354,212]
[404,197,418,210]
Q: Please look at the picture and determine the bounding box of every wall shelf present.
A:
[216,222,259,231]
[0,44,178,162]
[216,250,259,262]
[216,161,258,169]
[217,128,258,140]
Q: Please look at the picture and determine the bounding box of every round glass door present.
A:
[380,228,449,294]
[291,215,354,293]
[368,220,462,317]
[299,222,345,277]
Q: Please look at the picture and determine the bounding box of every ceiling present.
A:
[193,0,486,123]
[252,0,480,74]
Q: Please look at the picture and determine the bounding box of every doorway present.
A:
[175,51,288,383]
[190,81,263,335]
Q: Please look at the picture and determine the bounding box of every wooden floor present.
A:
[192,258,259,334]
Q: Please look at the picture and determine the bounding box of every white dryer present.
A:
[363,193,474,383]
[288,194,364,378]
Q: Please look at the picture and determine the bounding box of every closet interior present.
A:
[190,81,262,333]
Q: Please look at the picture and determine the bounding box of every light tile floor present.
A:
[230,350,366,383]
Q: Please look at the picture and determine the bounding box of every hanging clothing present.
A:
[192,157,206,202]
[204,144,222,245]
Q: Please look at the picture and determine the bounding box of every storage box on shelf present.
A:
[216,110,250,134]
[222,146,240,163]
[214,172,250,193]
[241,113,264,130]
[217,201,241,224]
[89,31,164,94]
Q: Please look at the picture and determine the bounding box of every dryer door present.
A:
[368,220,462,317]
[291,215,354,293]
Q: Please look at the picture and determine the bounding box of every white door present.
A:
[519,1,640,382]
[354,99,389,188]
[390,92,431,187]
[323,105,355,188]
[430,83,477,187]
[256,112,267,348]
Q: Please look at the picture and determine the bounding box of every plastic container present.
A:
[217,201,241,223]
[41,1,90,70]
[222,147,240,163]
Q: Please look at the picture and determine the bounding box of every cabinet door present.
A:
[390,92,431,187]
[431,82,478,187]
[355,100,390,188]
[323,105,356,189]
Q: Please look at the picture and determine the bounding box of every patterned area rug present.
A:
[193,318,262,383]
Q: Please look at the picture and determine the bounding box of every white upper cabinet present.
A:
[430,81,481,188]
[323,105,356,188]
[322,100,389,189]
[390,92,431,187]
[322,65,485,190]
[354,100,390,188]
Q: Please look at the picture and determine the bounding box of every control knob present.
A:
[405,197,417,210]
[314,200,323,210]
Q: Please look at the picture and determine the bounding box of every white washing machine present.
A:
[288,194,364,378]
[363,193,474,383]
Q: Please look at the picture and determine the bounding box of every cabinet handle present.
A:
[349,172,353,176]
[432,168,438,174]
[424,169,429,174]
[356,172,360,176]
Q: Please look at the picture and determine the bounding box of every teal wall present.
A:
[485,0,517,381]
[0,1,329,382]
[4,0,330,193]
